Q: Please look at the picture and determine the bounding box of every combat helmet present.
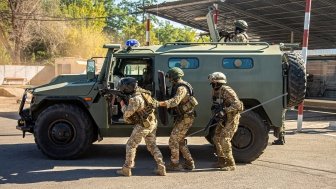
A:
[166,67,184,81]
[208,72,227,84]
[117,77,138,94]
[234,20,248,31]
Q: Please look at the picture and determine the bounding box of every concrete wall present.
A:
[55,57,86,75]
[29,65,55,86]
[0,57,105,87]
[0,65,45,85]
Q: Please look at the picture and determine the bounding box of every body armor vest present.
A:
[170,80,198,116]
[128,88,156,127]
[212,85,243,113]
[170,80,194,97]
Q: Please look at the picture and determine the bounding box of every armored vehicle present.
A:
[17,41,306,163]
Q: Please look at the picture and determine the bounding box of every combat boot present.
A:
[166,162,183,171]
[215,157,226,169]
[116,167,132,176]
[153,164,167,176]
[182,160,195,171]
[220,158,236,171]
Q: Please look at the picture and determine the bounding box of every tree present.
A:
[58,0,109,58]
[0,0,41,64]
[154,21,198,44]
[60,0,107,30]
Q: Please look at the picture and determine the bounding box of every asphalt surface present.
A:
[0,99,335,189]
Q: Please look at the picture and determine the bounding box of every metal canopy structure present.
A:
[144,0,336,50]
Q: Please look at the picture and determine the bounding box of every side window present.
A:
[168,58,199,69]
[222,58,254,69]
[123,64,147,76]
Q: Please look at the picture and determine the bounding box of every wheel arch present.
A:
[32,96,99,141]
[241,99,272,128]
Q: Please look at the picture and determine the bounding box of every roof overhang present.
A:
[144,0,336,50]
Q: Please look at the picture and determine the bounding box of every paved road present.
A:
[0,105,335,189]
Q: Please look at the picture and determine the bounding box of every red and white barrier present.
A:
[146,13,150,46]
[297,0,312,131]
[213,3,218,29]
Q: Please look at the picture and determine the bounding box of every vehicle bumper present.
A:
[16,89,35,136]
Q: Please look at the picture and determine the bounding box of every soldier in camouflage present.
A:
[232,20,249,43]
[208,72,244,171]
[116,77,166,176]
[158,67,198,171]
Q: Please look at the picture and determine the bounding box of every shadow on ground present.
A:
[0,143,218,184]
[0,112,20,120]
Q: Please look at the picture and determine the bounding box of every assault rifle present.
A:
[99,88,130,105]
[203,103,227,132]
[218,30,235,42]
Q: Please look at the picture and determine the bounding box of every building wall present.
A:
[307,59,336,98]
[0,65,45,85]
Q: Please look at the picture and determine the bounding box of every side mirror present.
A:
[87,59,96,80]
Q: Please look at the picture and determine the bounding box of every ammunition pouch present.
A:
[170,96,198,118]
[127,106,154,128]
[131,88,156,128]
[237,100,244,112]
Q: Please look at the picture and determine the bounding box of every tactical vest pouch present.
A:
[127,114,140,124]
[180,96,198,114]
[238,100,244,112]
[142,117,151,128]
[189,96,198,106]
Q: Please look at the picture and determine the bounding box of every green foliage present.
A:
[0,1,12,64]
[1,0,202,64]
[154,21,197,44]
[60,0,107,30]
[61,27,108,58]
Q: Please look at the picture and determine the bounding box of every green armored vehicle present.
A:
[17,41,306,163]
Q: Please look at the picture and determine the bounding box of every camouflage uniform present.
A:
[212,85,243,171]
[232,20,248,43]
[165,80,196,169]
[232,32,248,43]
[119,88,165,176]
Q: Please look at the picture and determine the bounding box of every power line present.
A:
[0,11,141,22]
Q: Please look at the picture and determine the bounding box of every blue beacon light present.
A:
[125,39,140,47]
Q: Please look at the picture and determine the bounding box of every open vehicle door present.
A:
[99,44,121,124]
[157,70,168,125]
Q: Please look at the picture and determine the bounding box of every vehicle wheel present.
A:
[34,104,93,159]
[285,52,307,107]
[205,111,269,163]
[205,130,214,145]
[232,111,269,163]
[204,119,217,144]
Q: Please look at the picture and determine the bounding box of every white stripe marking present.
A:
[323,134,336,137]
[297,114,303,131]
[302,47,308,64]
[146,31,149,40]
[304,13,311,29]
[28,166,118,173]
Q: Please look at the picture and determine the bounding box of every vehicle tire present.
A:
[205,130,214,145]
[205,111,269,163]
[232,111,269,163]
[285,52,307,107]
[34,104,93,159]
[204,119,217,145]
